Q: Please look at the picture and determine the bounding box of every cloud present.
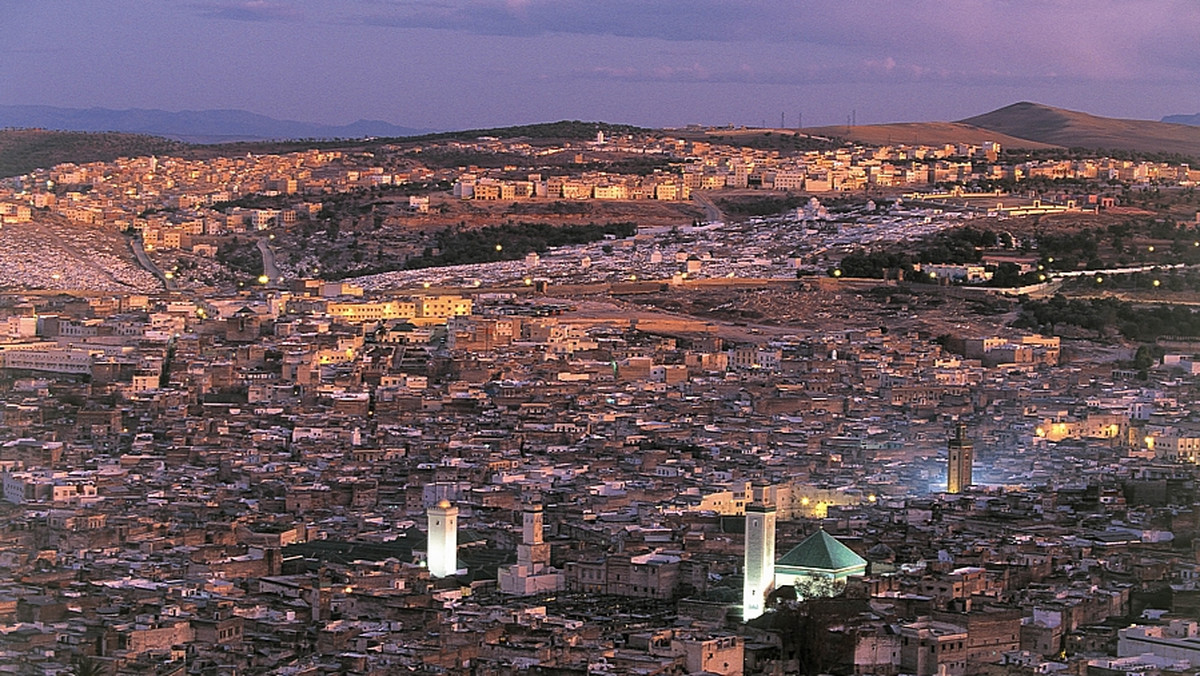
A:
[356,0,797,42]
[572,58,1087,90]
[190,1,302,22]
[350,0,1200,87]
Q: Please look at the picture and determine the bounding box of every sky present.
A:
[3,0,1200,131]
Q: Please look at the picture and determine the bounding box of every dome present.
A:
[436,499,452,509]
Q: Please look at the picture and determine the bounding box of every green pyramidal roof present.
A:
[776,530,867,571]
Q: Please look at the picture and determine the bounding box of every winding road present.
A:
[692,192,725,225]
[257,238,283,286]
[130,237,178,291]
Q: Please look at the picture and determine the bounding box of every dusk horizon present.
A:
[5,1,1200,131]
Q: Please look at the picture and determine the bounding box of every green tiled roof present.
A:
[776,530,866,572]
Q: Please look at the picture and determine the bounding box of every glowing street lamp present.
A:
[258,274,270,284]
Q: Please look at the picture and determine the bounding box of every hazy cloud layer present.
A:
[189,1,303,22]
[3,0,1200,129]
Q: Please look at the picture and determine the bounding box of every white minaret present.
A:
[743,503,777,620]
[427,500,458,578]
[518,503,550,572]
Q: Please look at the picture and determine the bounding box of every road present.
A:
[692,192,725,224]
[130,237,177,291]
[258,238,283,286]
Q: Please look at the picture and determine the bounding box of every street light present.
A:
[258,274,270,284]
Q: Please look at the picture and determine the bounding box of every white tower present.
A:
[743,503,777,620]
[518,503,550,571]
[427,500,458,578]
[499,502,565,595]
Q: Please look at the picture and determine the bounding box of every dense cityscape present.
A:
[1,110,1200,676]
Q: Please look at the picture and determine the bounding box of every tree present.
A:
[768,597,859,676]
[70,655,107,676]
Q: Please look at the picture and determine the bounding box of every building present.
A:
[947,422,973,494]
[1117,620,1200,664]
[742,503,776,620]
[774,529,867,598]
[499,503,565,595]
[426,500,458,578]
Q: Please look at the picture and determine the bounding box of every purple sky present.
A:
[3,0,1199,130]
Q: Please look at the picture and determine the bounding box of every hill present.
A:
[402,120,650,143]
[794,121,1059,150]
[0,105,432,143]
[0,129,187,178]
[962,102,1200,159]
[1162,113,1200,126]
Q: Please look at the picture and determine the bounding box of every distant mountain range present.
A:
[0,105,434,143]
[1162,113,1200,126]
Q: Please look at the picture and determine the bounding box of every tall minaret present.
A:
[947,422,974,494]
[427,500,459,578]
[518,503,550,573]
[743,502,777,621]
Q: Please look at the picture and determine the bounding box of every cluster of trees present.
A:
[1063,270,1200,293]
[833,227,1027,283]
[1014,294,1200,341]
[405,221,637,270]
[215,237,263,277]
[834,249,913,279]
[0,129,186,179]
[718,194,811,218]
[916,226,1011,264]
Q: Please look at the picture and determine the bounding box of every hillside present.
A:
[795,121,1060,150]
[962,102,1200,159]
[0,129,188,178]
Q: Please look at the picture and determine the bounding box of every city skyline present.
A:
[3,0,1200,131]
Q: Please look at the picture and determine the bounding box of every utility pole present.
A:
[797,111,802,131]
[781,112,785,128]
[852,109,856,127]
